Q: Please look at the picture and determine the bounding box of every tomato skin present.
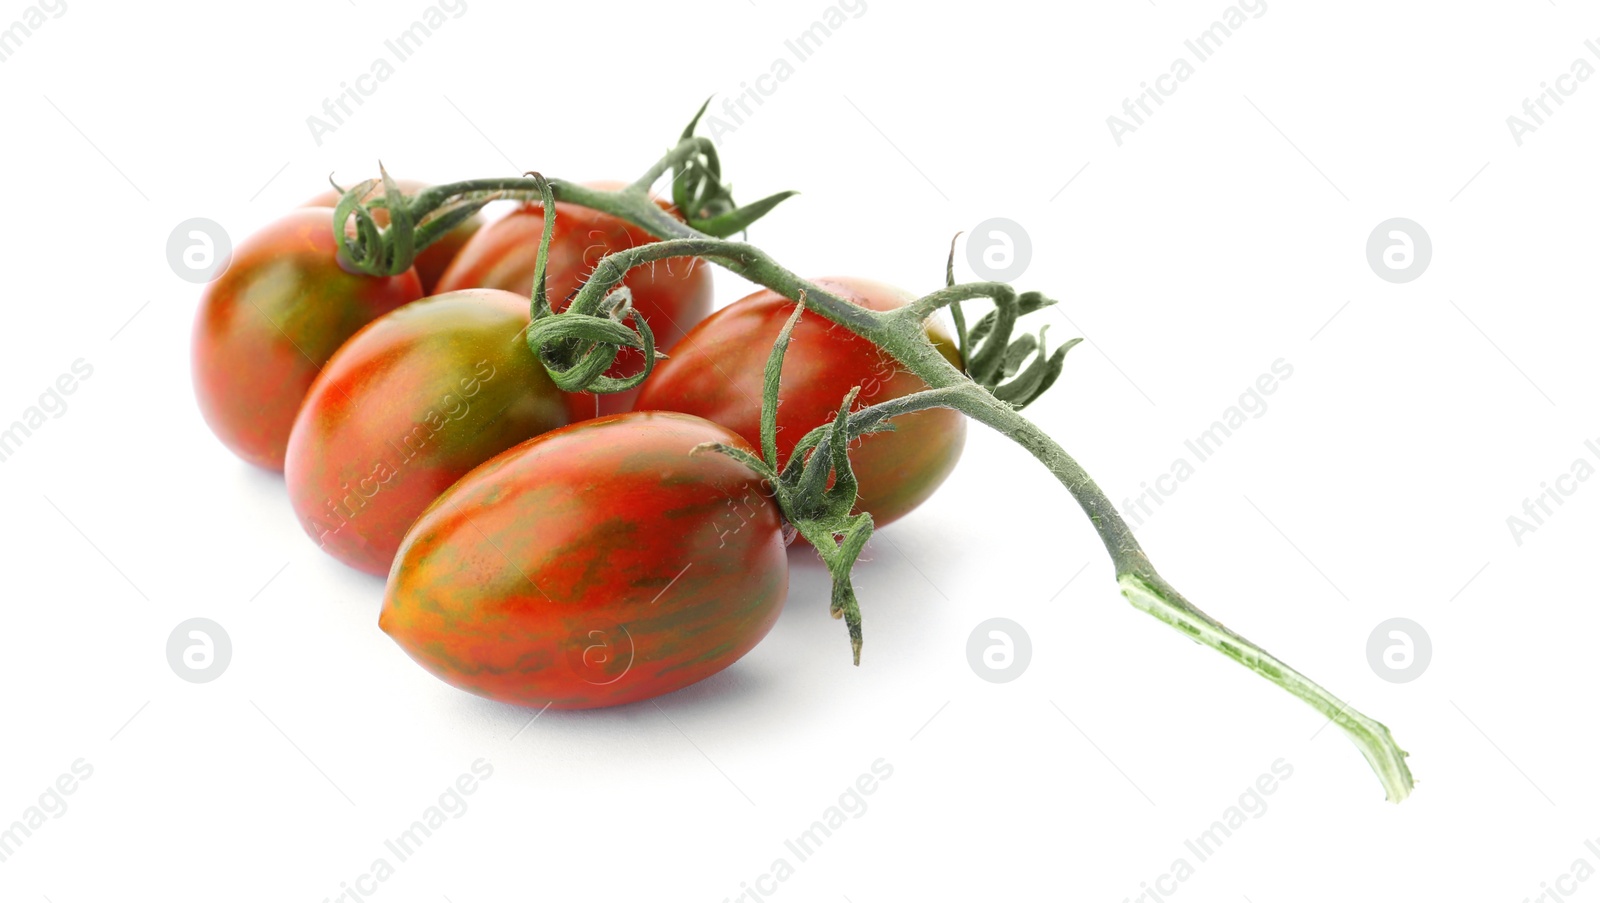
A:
[435,183,713,416]
[284,289,575,575]
[634,277,967,529]
[380,412,787,709]
[192,208,424,471]
[303,179,482,294]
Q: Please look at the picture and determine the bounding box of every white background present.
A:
[2,1,1597,900]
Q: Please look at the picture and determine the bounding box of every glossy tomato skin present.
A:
[284,289,575,576]
[435,183,713,416]
[192,208,423,470]
[303,179,483,294]
[381,412,787,709]
[635,276,967,530]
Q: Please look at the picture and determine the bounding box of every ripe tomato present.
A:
[634,277,966,529]
[192,208,423,471]
[381,412,787,709]
[434,182,713,416]
[303,178,483,294]
[284,289,578,576]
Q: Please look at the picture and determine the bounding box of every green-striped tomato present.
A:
[192,208,424,471]
[634,276,966,529]
[285,289,578,576]
[381,412,788,709]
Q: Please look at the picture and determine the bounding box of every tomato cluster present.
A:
[193,178,965,709]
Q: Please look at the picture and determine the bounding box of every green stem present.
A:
[939,382,1411,796]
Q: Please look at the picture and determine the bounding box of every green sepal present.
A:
[527,172,557,320]
[1001,331,1039,379]
[332,177,384,273]
[945,234,972,367]
[525,303,651,393]
[995,334,1080,409]
[377,163,414,277]
[761,301,808,469]
[693,191,800,238]
[689,441,774,481]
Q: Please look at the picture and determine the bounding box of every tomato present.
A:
[634,277,966,529]
[303,179,483,294]
[284,289,578,576]
[380,412,787,709]
[192,208,424,470]
[434,182,713,416]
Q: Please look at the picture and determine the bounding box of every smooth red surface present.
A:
[435,182,712,416]
[381,412,788,709]
[285,289,575,576]
[191,208,423,471]
[635,276,967,528]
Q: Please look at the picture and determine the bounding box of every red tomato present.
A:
[381,412,787,709]
[192,208,423,471]
[284,289,578,576]
[303,178,482,294]
[435,182,713,416]
[634,277,966,529]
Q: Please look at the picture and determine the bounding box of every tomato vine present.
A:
[330,105,1415,803]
